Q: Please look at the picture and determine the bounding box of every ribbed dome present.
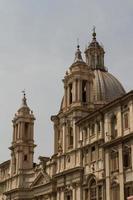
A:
[93,69,125,104]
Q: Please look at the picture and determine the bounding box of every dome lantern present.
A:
[74,45,83,63]
[85,27,106,71]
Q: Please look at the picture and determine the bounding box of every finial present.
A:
[74,39,83,62]
[22,89,26,98]
[21,89,27,106]
[77,38,80,49]
[92,25,96,40]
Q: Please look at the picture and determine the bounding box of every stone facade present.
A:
[0,31,133,200]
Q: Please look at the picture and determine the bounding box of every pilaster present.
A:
[105,150,110,200]
[118,144,124,200]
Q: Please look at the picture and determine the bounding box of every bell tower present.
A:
[52,45,94,155]
[62,45,94,112]
[10,92,36,175]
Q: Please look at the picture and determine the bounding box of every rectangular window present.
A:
[123,113,129,129]
[91,146,96,161]
[110,151,119,172]
[123,146,131,168]
[111,186,120,200]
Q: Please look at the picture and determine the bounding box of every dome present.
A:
[60,30,126,111]
[93,69,125,104]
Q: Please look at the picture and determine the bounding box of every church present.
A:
[0,30,133,200]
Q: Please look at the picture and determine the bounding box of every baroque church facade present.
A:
[0,30,133,200]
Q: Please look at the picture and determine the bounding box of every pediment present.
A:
[31,171,51,187]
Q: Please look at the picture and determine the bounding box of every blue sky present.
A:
[0,0,133,162]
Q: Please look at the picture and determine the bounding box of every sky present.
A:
[0,0,133,163]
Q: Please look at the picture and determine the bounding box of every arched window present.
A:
[82,80,87,103]
[69,83,73,104]
[110,115,117,139]
[90,179,97,200]
[97,55,101,66]
[24,122,29,140]
[91,55,95,68]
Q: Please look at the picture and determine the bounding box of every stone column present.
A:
[14,125,17,140]
[118,144,124,200]
[18,123,21,140]
[20,122,25,140]
[64,85,67,108]
[131,139,133,170]
[13,125,15,142]
[60,188,65,200]
[76,185,82,200]
[104,114,110,142]
[77,79,82,102]
[72,187,76,200]
[54,124,58,154]
[86,81,90,103]
[57,190,60,200]
[100,121,103,137]
[30,123,34,140]
[62,124,66,153]
[67,86,70,106]
[87,126,90,144]
[73,120,76,149]
[129,100,133,132]
[117,107,122,137]
[73,79,77,102]
[105,150,110,200]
